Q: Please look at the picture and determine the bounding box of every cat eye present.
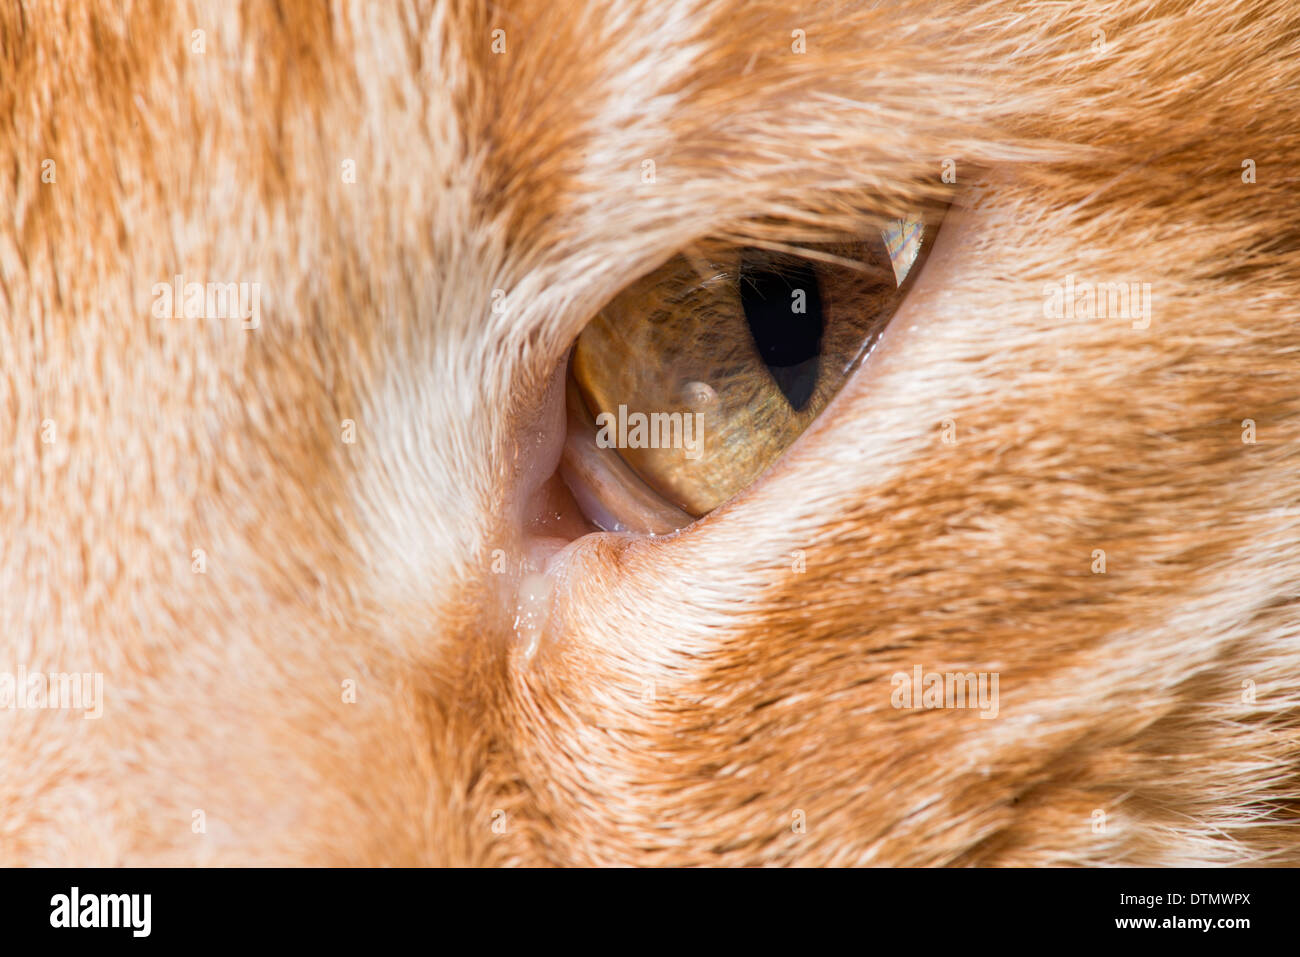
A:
[560,215,936,535]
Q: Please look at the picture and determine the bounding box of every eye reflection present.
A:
[565,216,934,529]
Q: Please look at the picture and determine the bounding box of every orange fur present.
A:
[2,0,1299,864]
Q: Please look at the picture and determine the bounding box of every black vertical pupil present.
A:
[738,251,823,412]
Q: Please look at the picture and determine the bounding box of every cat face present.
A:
[3,0,1298,865]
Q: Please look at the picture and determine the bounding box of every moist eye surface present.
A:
[564,214,938,532]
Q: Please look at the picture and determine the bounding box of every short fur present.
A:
[2,0,1299,864]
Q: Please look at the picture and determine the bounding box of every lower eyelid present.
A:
[558,371,694,536]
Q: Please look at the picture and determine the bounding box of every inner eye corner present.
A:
[558,210,943,537]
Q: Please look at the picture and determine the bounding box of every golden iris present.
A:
[571,216,931,519]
